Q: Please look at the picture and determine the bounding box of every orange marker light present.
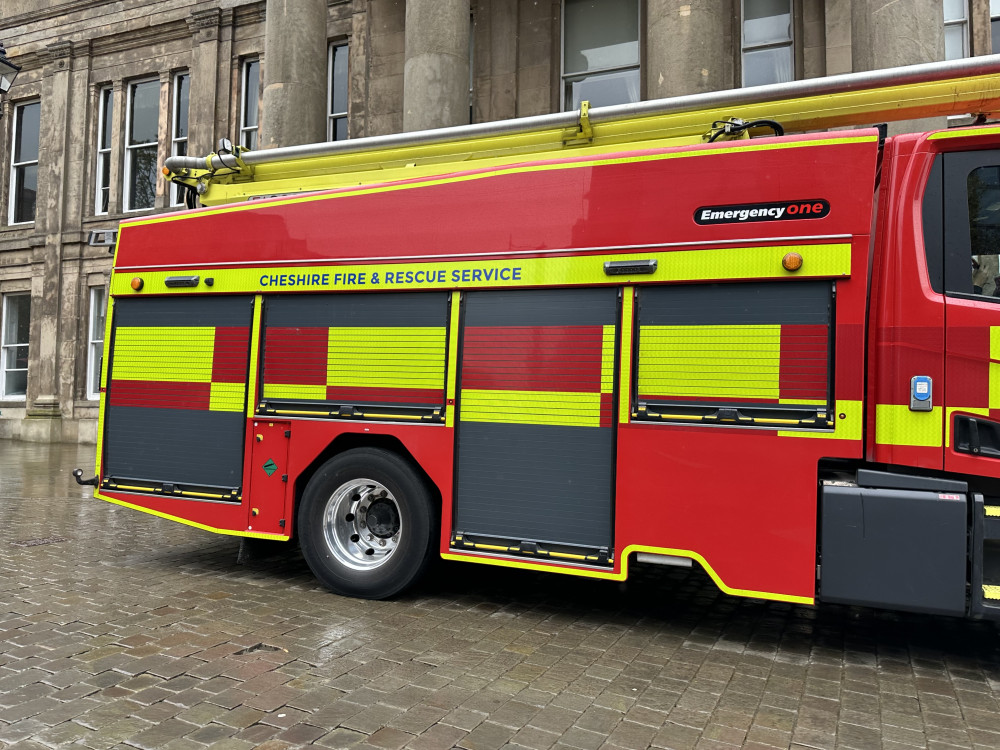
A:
[130,277,144,291]
[161,167,170,176]
[782,252,803,272]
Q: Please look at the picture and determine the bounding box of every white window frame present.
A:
[95,86,113,216]
[327,44,349,141]
[86,287,106,401]
[8,100,40,226]
[994,0,1000,54]
[240,58,260,150]
[123,78,159,212]
[560,0,641,112]
[741,0,794,88]
[944,0,970,60]
[1,293,30,401]
[170,72,190,207]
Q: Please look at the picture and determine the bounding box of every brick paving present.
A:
[1,439,1000,749]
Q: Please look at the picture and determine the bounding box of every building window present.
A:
[991,0,1000,53]
[170,72,189,206]
[742,0,793,87]
[95,87,113,216]
[561,0,640,111]
[1,294,30,400]
[240,59,260,150]
[327,44,349,141]
[124,79,159,211]
[87,287,106,400]
[945,0,969,60]
[8,101,40,225]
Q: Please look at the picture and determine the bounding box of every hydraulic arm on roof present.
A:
[164,54,1000,207]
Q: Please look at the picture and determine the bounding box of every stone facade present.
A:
[0,0,992,442]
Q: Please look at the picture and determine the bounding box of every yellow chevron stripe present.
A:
[601,324,615,393]
[210,382,246,412]
[262,383,327,401]
[638,324,781,401]
[619,288,634,425]
[326,327,446,389]
[460,389,605,427]
[875,404,943,448]
[112,326,215,382]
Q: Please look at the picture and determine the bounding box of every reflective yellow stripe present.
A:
[262,383,327,401]
[326,327,446,389]
[446,292,461,428]
[639,324,781,401]
[983,584,1000,600]
[460,389,605,427]
[619,288,634,425]
[95,491,289,541]
[780,399,861,440]
[210,382,246,412]
[112,243,852,296]
[929,125,1000,140]
[985,506,1000,517]
[601,324,615,393]
[95,296,117,479]
[246,296,263,417]
[112,326,215,382]
[875,404,943,448]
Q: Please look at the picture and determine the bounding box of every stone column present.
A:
[260,0,328,149]
[24,41,77,439]
[187,9,222,156]
[646,0,735,99]
[852,0,944,133]
[403,0,470,131]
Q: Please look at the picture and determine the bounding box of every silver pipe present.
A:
[164,54,1000,174]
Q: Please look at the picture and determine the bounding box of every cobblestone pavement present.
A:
[1,440,1000,750]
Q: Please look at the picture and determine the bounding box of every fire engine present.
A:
[76,55,1000,619]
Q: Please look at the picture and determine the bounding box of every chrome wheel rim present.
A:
[322,478,401,570]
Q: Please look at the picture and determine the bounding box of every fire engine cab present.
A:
[77,55,1000,619]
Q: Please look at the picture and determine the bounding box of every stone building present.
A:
[0,0,994,442]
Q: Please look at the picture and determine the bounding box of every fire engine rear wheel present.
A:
[298,448,435,599]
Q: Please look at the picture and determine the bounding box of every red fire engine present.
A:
[77,55,1000,618]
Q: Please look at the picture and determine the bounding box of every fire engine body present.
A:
[87,56,1000,617]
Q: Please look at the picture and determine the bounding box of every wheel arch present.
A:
[291,432,442,538]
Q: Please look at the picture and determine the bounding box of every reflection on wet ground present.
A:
[0,438,999,749]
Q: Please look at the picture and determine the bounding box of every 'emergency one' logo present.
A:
[694,199,830,225]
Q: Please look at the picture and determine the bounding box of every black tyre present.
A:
[297,448,436,599]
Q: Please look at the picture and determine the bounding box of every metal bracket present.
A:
[562,100,594,144]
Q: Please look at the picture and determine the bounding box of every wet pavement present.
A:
[1,439,999,750]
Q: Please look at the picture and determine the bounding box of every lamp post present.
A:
[0,41,21,97]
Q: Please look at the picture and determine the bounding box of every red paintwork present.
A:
[105,128,903,602]
[117,131,879,270]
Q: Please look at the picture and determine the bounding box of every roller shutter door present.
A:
[103,296,253,498]
[260,293,448,420]
[454,288,618,554]
[634,281,833,428]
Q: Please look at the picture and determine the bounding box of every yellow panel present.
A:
[327,327,446,389]
[875,404,943,448]
[779,399,861,440]
[111,243,852,297]
[262,383,327,400]
[983,584,1000,600]
[990,362,1000,412]
[619,288,634,425]
[112,326,215,383]
[210,382,246,412]
[990,327,1000,362]
[985,506,1000,517]
[638,324,781,401]
[460,389,604,427]
[446,293,462,428]
[246,295,263,417]
[601,325,615,393]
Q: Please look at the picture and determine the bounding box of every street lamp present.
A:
[0,42,20,95]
